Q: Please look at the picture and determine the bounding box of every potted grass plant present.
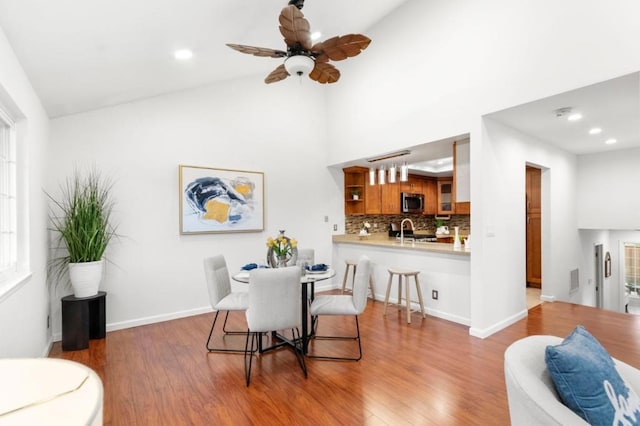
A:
[47,168,118,297]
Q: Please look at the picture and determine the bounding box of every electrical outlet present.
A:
[333,224,337,231]
[432,290,438,300]
[324,215,328,222]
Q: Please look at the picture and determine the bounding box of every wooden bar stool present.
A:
[384,268,425,324]
[342,259,376,301]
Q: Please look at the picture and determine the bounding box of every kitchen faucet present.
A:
[400,218,414,245]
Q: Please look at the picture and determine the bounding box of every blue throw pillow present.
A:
[545,325,640,425]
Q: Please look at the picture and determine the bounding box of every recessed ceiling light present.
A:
[605,138,617,145]
[174,49,193,60]
[567,113,582,121]
[310,31,322,41]
[589,127,602,135]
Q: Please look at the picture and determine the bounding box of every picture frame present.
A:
[179,164,264,234]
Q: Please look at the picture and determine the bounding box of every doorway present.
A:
[623,242,640,314]
[526,166,542,288]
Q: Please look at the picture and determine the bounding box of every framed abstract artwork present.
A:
[179,165,264,234]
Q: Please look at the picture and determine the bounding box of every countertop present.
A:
[332,234,471,256]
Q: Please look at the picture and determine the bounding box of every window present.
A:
[0,107,16,280]
[624,243,640,285]
[625,243,640,285]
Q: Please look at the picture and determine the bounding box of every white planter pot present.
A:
[68,260,104,298]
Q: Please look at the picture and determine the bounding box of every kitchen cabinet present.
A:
[453,139,471,214]
[381,182,400,214]
[343,166,367,215]
[401,176,422,194]
[365,182,381,214]
[421,178,437,215]
[437,179,454,215]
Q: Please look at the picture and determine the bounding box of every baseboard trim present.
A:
[52,306,212,342]
[540,294,556,302]
[469,308,528,339]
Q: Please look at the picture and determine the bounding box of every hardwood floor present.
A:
[49,296,640,425]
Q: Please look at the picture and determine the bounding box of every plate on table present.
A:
[306,268,329,275]
[306,270,327,275]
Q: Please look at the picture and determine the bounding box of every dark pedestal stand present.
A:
[61,291,106,351]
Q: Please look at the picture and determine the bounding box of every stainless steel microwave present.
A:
[401,192,424,213]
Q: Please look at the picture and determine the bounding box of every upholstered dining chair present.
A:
[244,266,307,386]
[308,255,371,361]
[296,248,315,266]
[204,255,249,353]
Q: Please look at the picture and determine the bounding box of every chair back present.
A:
[297,248,315,265]
[203,255,232,308]
[352,255,372,314]
[246,266,302,332]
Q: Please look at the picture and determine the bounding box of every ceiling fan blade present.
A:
[279,5,312,50]
[226,44,287,58]
[265,64,290,84]
[311,34,371,62]
[309,62,340,84]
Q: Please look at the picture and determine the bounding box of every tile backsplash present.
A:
[346,214,470,235]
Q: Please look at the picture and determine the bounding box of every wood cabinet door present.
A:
[437,179,454,214]
[365,183,381,214]
[422,178,437,215]
[401,176,423,194]
[381,183,400,214]
[526,166,542,287]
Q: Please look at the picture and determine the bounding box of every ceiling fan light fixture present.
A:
[284,55,315,77]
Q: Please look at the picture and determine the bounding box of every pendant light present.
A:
[389,164,397,183]
[369,168,376,185]
[378,165,386,185]
[400,162,409,182]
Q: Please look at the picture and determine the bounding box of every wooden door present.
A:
[526,166,542,288]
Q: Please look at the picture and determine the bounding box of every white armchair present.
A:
[504,335,640,425]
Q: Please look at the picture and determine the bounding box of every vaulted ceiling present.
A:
[0,0,409,118]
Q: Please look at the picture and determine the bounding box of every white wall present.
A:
[576,229,609,309]
[0,26,51,357]
[578,229,640,313]
[577,148,640,229]
[471,119,579,335]
[48,77,342,337]
[324,0,640,335]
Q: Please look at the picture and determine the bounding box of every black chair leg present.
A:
[222,311,248,334]
[291,328,308,378]
[206,311,248,353]
[244,331,256,386]
[307,316,362,361]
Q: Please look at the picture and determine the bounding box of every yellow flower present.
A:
[290,239,297,248]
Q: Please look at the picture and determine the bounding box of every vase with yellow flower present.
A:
[266,230,298,268]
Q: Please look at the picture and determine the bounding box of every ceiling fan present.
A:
[226,0,371,84]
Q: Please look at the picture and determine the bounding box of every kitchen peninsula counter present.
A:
[332,233,471,326]
[332,234,470,256]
